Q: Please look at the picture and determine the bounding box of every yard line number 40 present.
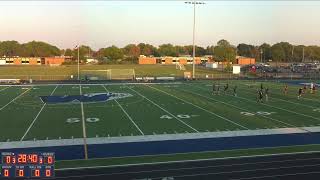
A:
[240,111,276,116]
[160,114,197,119]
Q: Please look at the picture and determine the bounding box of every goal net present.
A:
[81,69,135,80]
[176,64,186,70]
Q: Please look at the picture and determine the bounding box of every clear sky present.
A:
[0,1,319,50]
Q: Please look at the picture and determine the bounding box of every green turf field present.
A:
[0,64,230,80]
[1,80,320,142]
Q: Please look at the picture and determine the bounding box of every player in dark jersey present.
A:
[224,83,229,94]
[298,88,303,99]
[303,85,307,94]
[260,83,264,90]
[283,84,288,95]
[257,89,263,103]
[233,86,237,97]
[212,83,216,95]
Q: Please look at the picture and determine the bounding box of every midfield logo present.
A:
[40,93,132,104]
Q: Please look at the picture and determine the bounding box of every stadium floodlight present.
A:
[185,1,205,79]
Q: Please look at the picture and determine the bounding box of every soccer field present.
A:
[1,80,320,143]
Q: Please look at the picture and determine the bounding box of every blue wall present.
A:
[1,132,319,161]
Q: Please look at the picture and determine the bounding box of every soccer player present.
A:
[265,88,269,102]
[260,83,264,90]
[224,83,229,94]
[283,84,288,95]
[257,89,263,103]
[217,84,221,95]
[310,82,314,94]
[303,85,307,94]
[233,86,237,97]
[313,84,317,94]
[212,83,216,95]
[298,88,303,99]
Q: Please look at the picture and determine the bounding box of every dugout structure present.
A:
[81,69,135,80]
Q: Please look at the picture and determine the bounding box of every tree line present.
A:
[1,40,320,63]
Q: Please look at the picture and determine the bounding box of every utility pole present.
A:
[185,1,205,79]
[302,47,305,62]
[78,45,80,81]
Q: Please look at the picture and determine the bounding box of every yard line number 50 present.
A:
[67,118,100,123]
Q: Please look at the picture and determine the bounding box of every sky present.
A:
[0,1,319,50]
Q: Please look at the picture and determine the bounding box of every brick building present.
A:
[0,56,66,66]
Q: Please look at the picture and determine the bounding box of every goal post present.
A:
[81,69,135,80]
[108,69,135,80]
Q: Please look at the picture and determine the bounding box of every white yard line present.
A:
[235,85,318,109]
[0,88,31,111]
[147,85,249,130]
[129,87,199,133]
[183,85,308,132]
[20,85,59,141]
[199,82,320,122]
[0,86,10,92]
[80,85,89,159]
[102,85,144,136]
[230,91,320,122]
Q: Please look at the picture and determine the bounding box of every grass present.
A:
[1,80,320,141]
[0,64,230,80]
[1,79,320,168]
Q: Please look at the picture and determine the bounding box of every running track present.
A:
[52,151,320,180]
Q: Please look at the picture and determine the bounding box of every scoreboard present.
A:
[0,152,55,178]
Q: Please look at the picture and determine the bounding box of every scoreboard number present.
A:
[4,169,9,177]
[45,169,51,177]
[1,152,55,178]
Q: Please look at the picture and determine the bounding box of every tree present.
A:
[123,44,140,58]
[64,49,73,56]
[237,43,255,58]
[100,45,124,61]
[158,44,178,56]
[0,41,23,57]
[20,41,61,57]
[271,43,286,62]
[182,45,207,56]
[259,43,272,62]
[214,39,236,63]
[206,45,214,55]
[138,43,158,56]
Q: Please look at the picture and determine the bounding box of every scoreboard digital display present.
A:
[0,152,55,178]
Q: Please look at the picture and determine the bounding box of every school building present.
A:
[0,56,67,66]
[139,55,213,65]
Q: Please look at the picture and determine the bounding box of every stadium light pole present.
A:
[185,1,205,79]
[78,45,80,81]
